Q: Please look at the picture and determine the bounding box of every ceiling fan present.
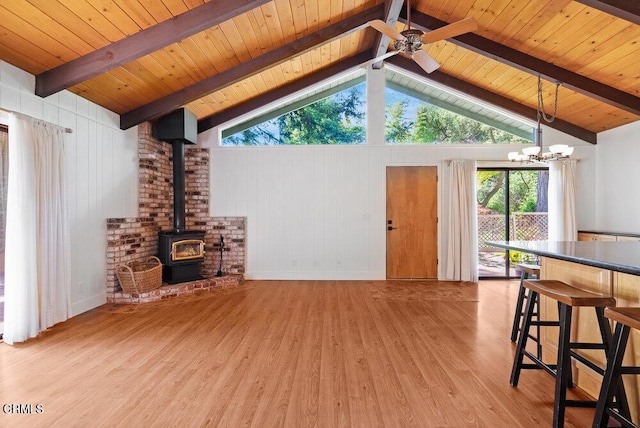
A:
[368,1,478,73]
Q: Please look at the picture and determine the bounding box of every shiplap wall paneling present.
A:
[597,121,640,234]
[0,60,139,316]
[211,146,387,280]
[72,116,92,306]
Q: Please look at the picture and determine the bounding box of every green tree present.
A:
[477,171,506,213]
[414,105,440,143]
[477,170,545,214]
[385,101,413,143]
[509,170,538,213]
[223,125,279,146]
[278,88,364,145]
[536,170,549,211]
[223,85,365,146]
[409,102,531,144]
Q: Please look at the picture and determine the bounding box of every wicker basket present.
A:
[116,256,163,294]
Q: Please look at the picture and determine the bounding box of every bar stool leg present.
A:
[535,292,542,359]
[553,303,572,428]
[554,301,574,389]
[510,288,538,386]
[593,322,632,428]
[595,307,631,420]
[511,271,530,342]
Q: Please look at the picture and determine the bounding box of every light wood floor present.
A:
[1,280,597,427]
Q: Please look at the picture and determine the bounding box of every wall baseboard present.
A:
[71,293,107,317]
[244,271,386,281]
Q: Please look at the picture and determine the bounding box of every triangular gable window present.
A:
[222,71,366,146]
[385,67,534,145]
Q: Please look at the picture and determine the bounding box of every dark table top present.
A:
[488,240,640,277]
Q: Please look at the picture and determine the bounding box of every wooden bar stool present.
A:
[593,307,640,428]
[510,280,629,428]
[511,263,541,343]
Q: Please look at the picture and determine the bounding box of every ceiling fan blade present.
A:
[412,50,440,73]
[368,19,405,41]
[359,50,400,68]
[421,17,478,44]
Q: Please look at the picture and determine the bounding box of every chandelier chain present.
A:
[508,76,571,163]
[537,75,560,124]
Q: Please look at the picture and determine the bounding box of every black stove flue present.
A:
[153,108,205,284]
[170,139,187,233]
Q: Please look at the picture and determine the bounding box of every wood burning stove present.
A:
[154,108,205,284]
[171,239,205,261]
[158,231,205,284]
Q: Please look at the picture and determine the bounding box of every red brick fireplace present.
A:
[106,122,245,303]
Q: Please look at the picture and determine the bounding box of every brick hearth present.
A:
[109,275,243,304]
[106,122,246,303]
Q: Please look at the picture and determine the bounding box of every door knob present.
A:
[387,226,397,231]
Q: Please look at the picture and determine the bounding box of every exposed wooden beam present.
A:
[197,52,372,134]
[120,5,384,130]
[574,0,640,25]
[371,0,405,68]
[387,55,597,144]
[35,0,270,97]
[401,9,640,117]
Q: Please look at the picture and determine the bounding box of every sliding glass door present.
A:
[477,167,548,278]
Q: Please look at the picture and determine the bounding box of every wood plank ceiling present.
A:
[0,0,639,143]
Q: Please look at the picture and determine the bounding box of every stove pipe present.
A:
[153,108,198,234]
[172,141,186,233]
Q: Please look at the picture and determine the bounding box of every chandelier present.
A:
[508,76,573,163]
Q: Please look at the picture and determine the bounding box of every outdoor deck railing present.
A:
[479,212,548,251]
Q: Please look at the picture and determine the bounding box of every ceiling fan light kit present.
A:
[393,29,425,54]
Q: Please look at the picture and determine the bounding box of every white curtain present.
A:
[445,160,478,282]
[548,159,577,241]
[0,128,8,256]
[3,113,71,345]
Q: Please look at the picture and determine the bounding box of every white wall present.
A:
[0,61,139,315]
[208,145,386,279]
[595,121,640,234]
[200,66,596,280]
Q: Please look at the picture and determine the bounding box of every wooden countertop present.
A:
[579,230,640,238]
[488,240,640,277]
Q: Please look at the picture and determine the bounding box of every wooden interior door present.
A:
[386,166,438,279]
